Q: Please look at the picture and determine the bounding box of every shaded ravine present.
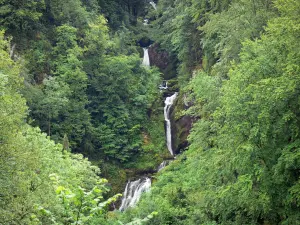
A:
[119,90,177,211]
[119,27,178,211]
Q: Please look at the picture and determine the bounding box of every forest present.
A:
[1,0,300,224]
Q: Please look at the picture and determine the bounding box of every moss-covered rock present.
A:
[171,92,193,154]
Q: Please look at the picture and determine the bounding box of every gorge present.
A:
[1,0,300,224]
[119,44,179,211]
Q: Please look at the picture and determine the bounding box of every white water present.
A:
[119,177,151,211]
[157,161,168,172]
[159,81,168,90]
[142,48,150,67]
[149,1,157,10]
[10,43,16,59]
[143,19,149,25]
[164,93,178,155]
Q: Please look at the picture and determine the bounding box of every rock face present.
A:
[148,43,169,69]
[170,93,194,154]
[173,115,193,154]
[146,43,192,155]
[148,44,177,80]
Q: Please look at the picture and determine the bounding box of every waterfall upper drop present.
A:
[149,1,157,10]
[119,178,151,211]
[142,48,150,67]
[164,93,178,156]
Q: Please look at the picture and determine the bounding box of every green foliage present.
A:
[46,0,89,28]
[0,32,119,224]
[0,32,28,223]
[51,25,90,147]
[98,0,147,29]
[120,212,159,225]
[1,0,171,223]
[15,0,162,164]
[25,24,91,150]
[41,175,122,224]
[150,0,275,85]
[200,0,275,77]
[7,0,300,224]
[87,55,160,161]
[118,1,300,224]
[150,0,201,85]
[0,0,45,40]
[25,36,52,83]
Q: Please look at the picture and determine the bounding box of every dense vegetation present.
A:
[1,0,167,193]
[116,0,300,224]
[0,0,163,223]
[1,0,300,224]
[0,30,121,224]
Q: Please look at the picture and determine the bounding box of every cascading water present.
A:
[119,90,175,211]
[119,177,151,211]
[10,43,16,59]
[159,81,168,90]
[118,0,181,214]
[143,19,149,25]
[164,92,178,156]
[142,48,150,67]
[149,1,157,10]
[157,161,169,172]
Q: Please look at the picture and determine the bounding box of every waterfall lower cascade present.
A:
[119,177,151,211]
[149,1,157,10]
[142,48,150,67]
[164,92,178,156]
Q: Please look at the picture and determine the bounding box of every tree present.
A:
[0,32,119,224]
[0,0,45,41]
[45,0,89,28]
[115,1,300,224]
[87,54,160,161]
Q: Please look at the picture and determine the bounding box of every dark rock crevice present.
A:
[148,43,177,80]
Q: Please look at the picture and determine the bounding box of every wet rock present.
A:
[148,43,177,79]
[170,93,194,154]
[138,36,153,47]
[173,115,193,154]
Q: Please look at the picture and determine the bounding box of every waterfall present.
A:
[159,81,168,90]
[164,92,178,155]
[142,48,150,67]
[143,19,149,25]
[119,177,151,211]
[149,1,157,10]
[10,43,16,59]
[157,161,168,172]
